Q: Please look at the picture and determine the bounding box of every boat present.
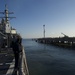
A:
[0,4,29,75]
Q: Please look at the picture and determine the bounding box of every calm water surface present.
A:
[22,39,75,75]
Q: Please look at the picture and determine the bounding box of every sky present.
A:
[0,0,75,38]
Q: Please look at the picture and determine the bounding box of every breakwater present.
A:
[37,37,75,48]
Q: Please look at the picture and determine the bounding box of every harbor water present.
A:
[22,39,75,75]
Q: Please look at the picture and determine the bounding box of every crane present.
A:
[61,33,69,37]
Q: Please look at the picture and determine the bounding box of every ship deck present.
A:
[0,48,15,75]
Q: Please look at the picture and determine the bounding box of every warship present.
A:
[0,4,29,75]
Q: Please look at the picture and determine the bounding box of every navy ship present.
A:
[0,4,29,75]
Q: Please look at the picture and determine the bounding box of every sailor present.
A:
[11,34,22,73]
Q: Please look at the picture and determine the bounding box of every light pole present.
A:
[43,25,45,38]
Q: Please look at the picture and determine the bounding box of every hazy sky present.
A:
[0,0,75,38]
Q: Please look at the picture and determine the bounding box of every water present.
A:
[22,39,75,75]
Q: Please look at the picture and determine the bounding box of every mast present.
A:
[0,4,16,33]
[43,25,45,38]
[0,4,15,23]
[5,4,9,22]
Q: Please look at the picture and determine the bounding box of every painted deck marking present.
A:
[6,59,15,75]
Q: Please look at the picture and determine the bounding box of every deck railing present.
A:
[19,46,29,75]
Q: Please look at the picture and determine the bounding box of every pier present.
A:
[37,37,75,48]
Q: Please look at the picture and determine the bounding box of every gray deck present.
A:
[0,47,29,75]
[0,48,15,75]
